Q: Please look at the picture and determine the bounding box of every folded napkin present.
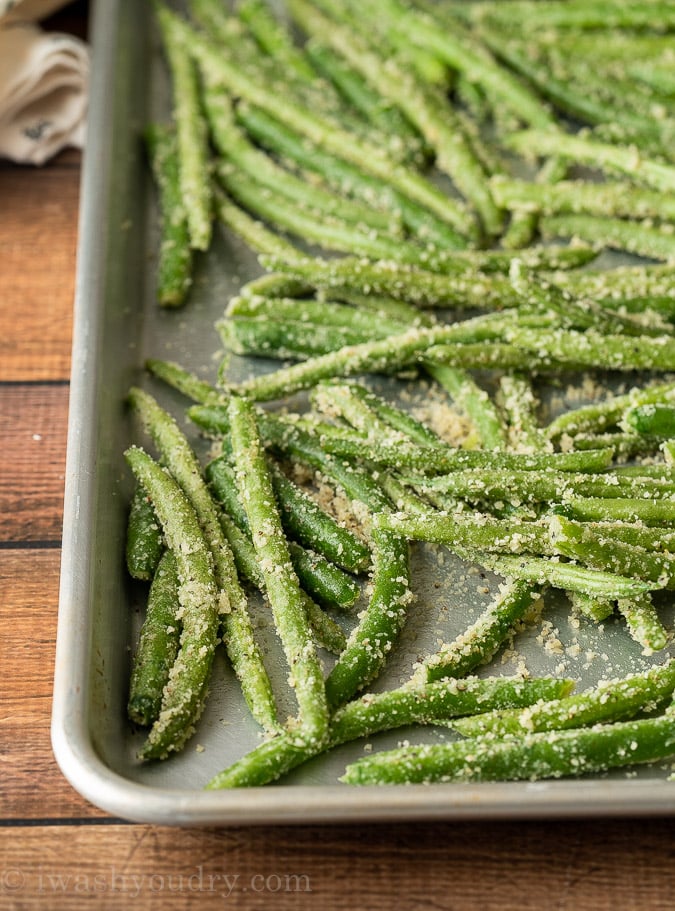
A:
[0,1,88,165]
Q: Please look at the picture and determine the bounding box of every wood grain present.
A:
[0,385,69,543]
[1,820,675,911]
[0,158,78,382]
[0,550,105,820]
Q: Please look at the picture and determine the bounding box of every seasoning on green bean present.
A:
[127,549,182,727]
[124,446,219,760]
[341,714,675,785]
[205,673,574,789]
[227,395,329,745]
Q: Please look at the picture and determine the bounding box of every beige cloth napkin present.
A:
[0,0,88,165]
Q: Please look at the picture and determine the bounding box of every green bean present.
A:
[127,387,278,732]
[624,404,675,439]
[472,1,675,31]
[219,315,373,360]
[289,0,498,238]
[359,0,556,130]
[185,22,475,240]
[230,321,504,402]
[568,591,615,623]
[414,468,675,507]
[270,468,370,574]
[218,163,416,263]
[127,550,181,727]
[497,374,550,453]
[416,580,544,683]
[324,523,412,710]
[203,87,397,235]
[238,104,465,248]
[236,0,316,82]
[320,382,444,448]
[124,447,219,760]
[546,380,675,440]
[376,510,549,555]
[304,40,426,166]
[342,713,675,785]
[482,554,655,600]
[559,263,675,304]
[215,191,301,260]
[219,513,346,656]
[565,497,675,527]
[229,296,388,342]
[500,157,568,251]
[205,674,574,788]
[126,486,164,581]
[145,124,193,307]
[551,515,675,590]
[541,214,675,264]
[260,253,519,310]
[290,428,614,476]
[453,659,675,739]
[491,176,675,224]
[502,326,675,372]
[508,129,675,195]
[617,593,670,653]
[205,454,360,609]
[156,6,212,252]
[227,395,328,744]
[145,358,218,405]
[427,364,507,452]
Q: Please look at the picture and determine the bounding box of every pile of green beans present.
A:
[124,0,675,788]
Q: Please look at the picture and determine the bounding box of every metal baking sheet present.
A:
[51,0,675,825]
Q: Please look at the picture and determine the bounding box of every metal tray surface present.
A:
[51,0,675,825]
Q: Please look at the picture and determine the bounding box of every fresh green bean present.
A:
[546,380,675,440]
[145,124,193,307]
[416,580,544,683]
[482,554,655,600]
[617,593,670,653]
[289,0,498,237]
[565,497,675,527]
[218,513,346,656]
[215,191,301,260]
[541,214,675,264]
[491,176,675,224]
[127,387,278,732]
[156,5,212,252]
[227,395,328,744]
[124,446,219,760]
[508,129,675,195]
[568,591,615,623]
[624,404,675,439]
[341,713,675,785]
[324,524,411,710]
[205,674,574,788]
[126,486,164,581]
[453,659,675,738]
[127,549,181,727]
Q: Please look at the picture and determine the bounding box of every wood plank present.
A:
[1,820,674,910]
[0,550,106,819]
[0,160,79,382]
[0,386,69,543]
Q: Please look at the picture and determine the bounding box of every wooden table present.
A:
[2,4,675,909]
